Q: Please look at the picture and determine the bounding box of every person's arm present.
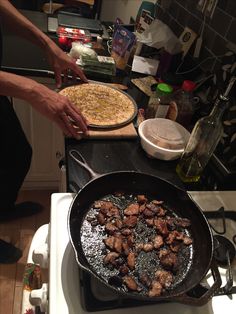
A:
[0,0,87,87]
[0,71,87,137]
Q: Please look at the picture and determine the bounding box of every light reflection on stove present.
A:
[61,242,81,312]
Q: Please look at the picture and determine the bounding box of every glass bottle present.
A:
[174,80,196,130]
[176,78,235,183]
[146,83,173,119]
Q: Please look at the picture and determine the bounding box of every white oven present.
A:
[22,191,236,314]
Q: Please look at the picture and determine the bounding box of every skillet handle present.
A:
[69,149,100,179]
[173,260,222,306]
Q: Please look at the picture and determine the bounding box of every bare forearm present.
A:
[0,70,42,102]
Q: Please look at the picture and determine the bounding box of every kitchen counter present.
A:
[2,10,234,191]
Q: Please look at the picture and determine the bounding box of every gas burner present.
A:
[213,235,236,266]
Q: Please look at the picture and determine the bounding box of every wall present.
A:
[100,0,156,24]
[155,0,236,73]
[100,0,235,74]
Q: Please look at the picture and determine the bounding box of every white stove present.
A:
[22,191,236,314]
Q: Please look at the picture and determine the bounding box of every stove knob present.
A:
[33,244,48,268]
[30,283,48,313]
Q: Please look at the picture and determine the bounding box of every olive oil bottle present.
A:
[176,77,235,183]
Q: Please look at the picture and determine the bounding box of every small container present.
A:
[56,26,91,49]
[146,83,173,119]
[138,118,190,160]
[174,80,196,129]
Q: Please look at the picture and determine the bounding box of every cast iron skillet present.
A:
[68,150,221,306]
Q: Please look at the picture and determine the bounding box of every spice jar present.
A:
[146,83,173,119]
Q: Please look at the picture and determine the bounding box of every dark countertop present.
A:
[2,10,55,72]
[2,10,234,192]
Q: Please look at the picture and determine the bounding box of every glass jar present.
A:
[146,83,173,119]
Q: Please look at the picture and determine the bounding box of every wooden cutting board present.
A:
[86,122,138,139]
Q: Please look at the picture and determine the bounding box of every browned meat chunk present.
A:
[166,217,191,228]
[114,191,125,197]
[166,230,193,246]
[97,212,106,225]
[114,218,123,229]
[122,241,130,255]
[143,208,155,218]
[135,243,144,253]
[94,201,102,208]
[104,236,123,253]
[156,206,166,217]
[153,235,164,249]
[143,243,154,252]
[104,236,114,250]
[119,264,129,276]
[139,273,152,288]
[139,204,146,213]
[127,234,134,247]
[148,281,163,297]
[103,252,119,265]
[155,269,173,288]
[146,203,160,214]
[106,206,120,218]
[100,201,114,213]
[114,237,123,253]
[124,203,139,216]
[159,250,178,271]
[154,218,169,236]
[145,218,154,226]
[170,242,182,252]
[123,276,139,291]
[127,252,136,270]
[121,228,132,236]
[123,216,138,228]
[182,235,193,245]
[99,201,120,218]
[165,230,180,244]
[137,195,148,204]
[152,200,164,205]
[105,222,119,234]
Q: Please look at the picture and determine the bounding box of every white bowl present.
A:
[138,118,190,161]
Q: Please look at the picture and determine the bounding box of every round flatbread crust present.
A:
[59,83,136,127]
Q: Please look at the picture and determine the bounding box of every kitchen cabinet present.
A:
[13,76,64,190]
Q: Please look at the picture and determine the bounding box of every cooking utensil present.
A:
[68,149,221,305]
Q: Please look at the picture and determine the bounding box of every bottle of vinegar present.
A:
[176,78,235,183]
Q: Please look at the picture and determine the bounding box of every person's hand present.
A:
[45,41,88,88]
[29,83,88,138]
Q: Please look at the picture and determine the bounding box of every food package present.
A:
[57,26,91,49]
[111,25,136,70]
[78,55,116,77]
[69,41,97,59]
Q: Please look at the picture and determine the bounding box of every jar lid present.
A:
[156,83,173,94]
[143,118,190,150]
[182,80,196,92]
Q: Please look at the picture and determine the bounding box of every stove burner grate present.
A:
[213,235,236,266]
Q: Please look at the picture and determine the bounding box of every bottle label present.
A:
[155,104,169,118]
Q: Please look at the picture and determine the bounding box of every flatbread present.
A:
[59,83,136,127]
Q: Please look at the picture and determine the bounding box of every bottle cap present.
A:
[156,83,173,94]
[182,80,196,92]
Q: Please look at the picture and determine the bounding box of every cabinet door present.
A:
[13,76,64,189]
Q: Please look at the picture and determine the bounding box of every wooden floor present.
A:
[0,190,56,314]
